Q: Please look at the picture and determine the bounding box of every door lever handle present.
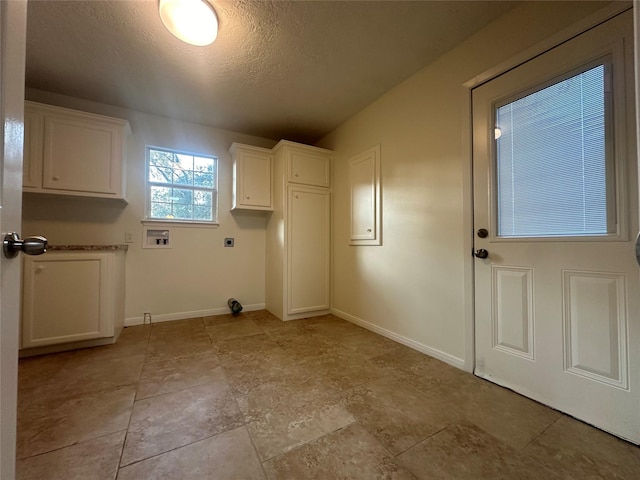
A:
[3,233,48,259]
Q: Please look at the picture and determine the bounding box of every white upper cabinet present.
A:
[230,143,273,211]
[23,101,129,200]
[23,107,43,189]
[277,140,331,187]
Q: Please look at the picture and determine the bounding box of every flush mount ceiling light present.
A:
[159,0,218,46]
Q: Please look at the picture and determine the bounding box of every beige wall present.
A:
[317,1,616,367]
[21,1,622,358]
[22,89,277,324]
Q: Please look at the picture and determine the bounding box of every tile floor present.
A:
[15,310,640,479]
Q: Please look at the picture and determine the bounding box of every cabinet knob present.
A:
[52,176,60,181]
[294,194,299,199]
[36,265,45,273]
[367,228,372,232]
[294,173,299,177]
[245,195,250,199]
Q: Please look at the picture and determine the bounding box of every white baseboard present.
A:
[331,308,465,371]
[125,303,266,327]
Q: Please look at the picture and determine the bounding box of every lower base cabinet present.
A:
[21,249,126,355]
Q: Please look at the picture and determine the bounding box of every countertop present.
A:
[48,245,129,251]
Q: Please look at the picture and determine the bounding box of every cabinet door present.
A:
[237,149,272,209]
[287,186,330,314]
[42,114,123,195]
[287,148,331,187]
[22,253,112,348]
[349,145,381,245]
[22,107,43,189]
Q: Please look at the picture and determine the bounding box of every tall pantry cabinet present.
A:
[266,140,332,321]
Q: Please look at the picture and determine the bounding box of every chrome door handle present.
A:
[474,248,489,259]
[3,233,48,259]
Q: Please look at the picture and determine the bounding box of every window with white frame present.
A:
[146,146,218,223]
[495,61,614,238]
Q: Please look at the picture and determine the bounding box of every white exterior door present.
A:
[0,1,28,479]
[473,10,640,443]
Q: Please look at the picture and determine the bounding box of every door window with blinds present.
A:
[494,59,616,238]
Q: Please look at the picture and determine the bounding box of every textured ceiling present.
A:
[26,0,518,143]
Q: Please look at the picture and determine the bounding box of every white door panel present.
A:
[473,10,640,443]
[0,2,27,478]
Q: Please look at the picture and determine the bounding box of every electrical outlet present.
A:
[224,238,234,247]
[125,232,134,243]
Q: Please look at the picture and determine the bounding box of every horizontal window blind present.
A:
[496,64,609,237]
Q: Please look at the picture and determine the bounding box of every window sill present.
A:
[141,219,219,228]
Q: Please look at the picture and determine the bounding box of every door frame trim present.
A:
[460,2,633,373]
